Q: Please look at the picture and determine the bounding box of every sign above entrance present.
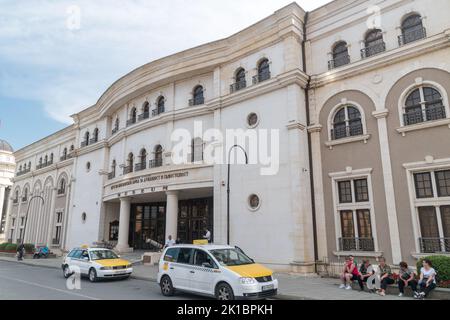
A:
[110,171,189,191]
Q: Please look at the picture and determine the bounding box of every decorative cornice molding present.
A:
[307,124,323,133]
[286,121,307,131]
[372,109,390,119]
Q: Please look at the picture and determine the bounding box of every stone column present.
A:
[45,187,57,247]
[373,109,402,264]
[116,197,132,253]
[165,191,179,240]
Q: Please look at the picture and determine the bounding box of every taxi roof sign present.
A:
[193,239,208,245]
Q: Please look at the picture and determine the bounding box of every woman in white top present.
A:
[415,259,437,299]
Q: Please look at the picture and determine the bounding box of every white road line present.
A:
[0,275,100,300]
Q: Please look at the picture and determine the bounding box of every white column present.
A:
[116,197,132,253]
[165,191,179,240]
[373,109,402,264]
[45,188,57,247]
[0,186,5,240]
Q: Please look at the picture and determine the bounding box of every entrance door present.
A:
[130,203,166,250]
[178,198,213,244]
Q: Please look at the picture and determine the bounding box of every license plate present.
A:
[262,284,274,291]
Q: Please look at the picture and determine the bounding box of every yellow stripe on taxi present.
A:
[95,259,131,267]
[226,263,273,278]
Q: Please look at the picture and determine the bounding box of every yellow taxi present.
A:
[62,247,133,282]
[157,244,278,300]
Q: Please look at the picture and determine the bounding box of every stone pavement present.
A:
[0,256,409,300]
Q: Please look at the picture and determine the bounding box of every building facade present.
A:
[0,140,15,243]
[5,0,450,271]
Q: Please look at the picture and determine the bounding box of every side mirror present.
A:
[202,262,213,269]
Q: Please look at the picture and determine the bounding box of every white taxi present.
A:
[157,244,278,300]
[62,247,133,282]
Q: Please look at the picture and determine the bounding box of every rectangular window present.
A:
[338,181,352,203]
[354,179,369,202]
[414,172,434,198]
[418,207,441,253]
[441,206,450,238]
[176,248,193,264]
[55,226,61,244]
[435,170,450,197]
[356,210,373,239]
[340,211,355,238]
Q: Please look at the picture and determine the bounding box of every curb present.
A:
[0,258,61,271]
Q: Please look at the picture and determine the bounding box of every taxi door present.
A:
[171,248,195,291]
[190,249,219,294]
[77,250,92,275]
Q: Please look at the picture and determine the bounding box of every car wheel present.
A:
[63,265,72,279]
[215,283,235,301]
[89,268,98,283]
[160,276,175,297]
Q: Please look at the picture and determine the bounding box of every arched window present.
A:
[15,190,19,202]
[83,131,90,147]
[124,153,134,174]
[191,138,204,163]
[330,41,350,69]
[400,14,426,45]
[127,108,137,126]
[50,153,54,164]
[403,86,446,125]
[152,145,163,168]
[136,148,147,171]
[62,148,68,160]
[44,155,48,165]
[231,68,247,93]
[141,102,150,120]
[92,128,99,143]
[254,59,271,84]
[156,97,165,115]
[362,29,385,58]
[19,165,22,172]
[22,188,28,202]
[113,118,120,134]
[58,179,66,195]
[109,160,116,179]
[39,157,43,166]
[191,86,204,106]
[28,162,31,170]
[332,105,363,140]
[70,145,75,152]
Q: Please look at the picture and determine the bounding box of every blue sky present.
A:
[0,0,331,151]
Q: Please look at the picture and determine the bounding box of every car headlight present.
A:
[240,277,256,285]
[100,266,113,270]
[127,264,133,268]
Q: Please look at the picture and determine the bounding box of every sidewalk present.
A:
[0,256,408,300]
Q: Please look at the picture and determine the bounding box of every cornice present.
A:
[310,30,450,89]
[76,141,109,157]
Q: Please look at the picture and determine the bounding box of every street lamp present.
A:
[227,145,248,245]
[22,195,45,245]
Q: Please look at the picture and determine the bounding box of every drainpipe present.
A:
[301,12,319,273]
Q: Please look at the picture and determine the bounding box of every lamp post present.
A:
[22,195,45,245]
[227,145,248,245]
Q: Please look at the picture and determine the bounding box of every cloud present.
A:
[0,0,331,124]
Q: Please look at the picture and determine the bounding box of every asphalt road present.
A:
[0,260,206,300]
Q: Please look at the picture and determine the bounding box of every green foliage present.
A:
[0,242,10,250]
[417,256,450,286]
[24,243,35,253]
[4,243,17,252]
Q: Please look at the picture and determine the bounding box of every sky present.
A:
[0,0,332,150]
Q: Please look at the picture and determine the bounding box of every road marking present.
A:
[0,275,100,300]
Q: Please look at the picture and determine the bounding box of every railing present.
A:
[339,238,375,252]
[89,138,98,145]
[16,168,31,177]
[152,107,165,117]
[126,118,137,127]
[149,158,163,169]
[138,112,150,121]
[331,123,364,140]
[80,141,88,148]
[123,166,133,175]
[361,42,386,59]
[230,80,247,93]
[112,127,119,135]
[189,97,205,106]
[135,162,147,172]
[398,27,427,46]
[403,105,446,126]
[57,188,65,196]
[60,155,67,161]
[108,172,116,180]
[419,238,450,253]
[328,55,350,70]
[252,71,271,85]
[36,161,53,170]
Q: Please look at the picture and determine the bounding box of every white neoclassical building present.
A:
[0,140,15,243]
[6,0,450,272]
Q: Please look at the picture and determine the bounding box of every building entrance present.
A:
[129,203,166,250]
[178,197,213,244]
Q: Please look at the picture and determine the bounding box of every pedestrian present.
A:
[415,259,437,300]
[339,255,359,290]
[398,261,418,297]
[358,260,374,291]
[16,243,25,261]
[203,228,211,243]
[164,235,175,248]
[377,257,394,296]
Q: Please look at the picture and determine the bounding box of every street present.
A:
[0,260,205,300]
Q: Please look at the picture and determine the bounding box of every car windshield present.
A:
[89,250,119,261]
[210,249,254,267]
